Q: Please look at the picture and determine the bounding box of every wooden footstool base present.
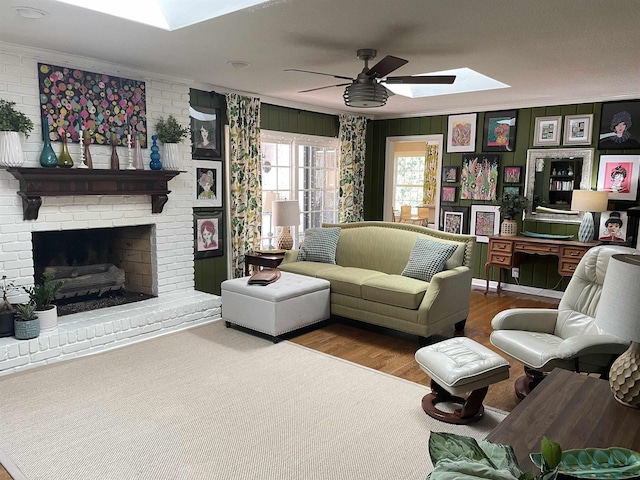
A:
[415,337,510,425]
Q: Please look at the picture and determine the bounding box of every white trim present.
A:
[383,134,443,223]
[472,278,564,299]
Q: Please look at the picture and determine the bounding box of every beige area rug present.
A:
[0,322,506,480]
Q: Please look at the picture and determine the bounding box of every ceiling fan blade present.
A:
[383,75,456,85]
[298,83,351,93]
[366,55,408,78]
[285,69,354,81]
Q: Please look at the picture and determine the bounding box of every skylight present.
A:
[385,68,509,98]
[54,0,271,30]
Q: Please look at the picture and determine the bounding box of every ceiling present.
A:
[2,0,640,120]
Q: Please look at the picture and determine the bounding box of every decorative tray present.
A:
[521,231,574,240]
[530,447,640,479]
[255,249,286,254]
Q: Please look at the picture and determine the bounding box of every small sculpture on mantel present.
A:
[110,132,120,170]
[82,129,93,169]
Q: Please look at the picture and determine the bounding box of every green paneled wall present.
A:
[191,89,227,295]
[260,104,339,136]
[369,102,609,290]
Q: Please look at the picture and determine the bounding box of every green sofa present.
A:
[278,221,476,339]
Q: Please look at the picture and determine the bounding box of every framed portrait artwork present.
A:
[439,206,469,233]
[470,205,501,243]
[598,100,640,150]
[503,185,521,196]
[190,105,221,158]
[598,210,629,244]
[447,113,477,153]
[503,165,521,183]
[533,116,562,147]
[194,160,223,207]
[442,166,459,183]
[441,186,458,203]
[460,154,500,201]
[194,209,224,258]
[563,114,593,146]
[596,155,640,201]
[482,110,517,152]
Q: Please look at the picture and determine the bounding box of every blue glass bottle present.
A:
[39,115,58,168]
[149,135,162,170]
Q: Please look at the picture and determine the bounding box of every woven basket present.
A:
[500,219,518,237]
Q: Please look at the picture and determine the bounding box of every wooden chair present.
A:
[399,205,412,223]
[417,206,431,226]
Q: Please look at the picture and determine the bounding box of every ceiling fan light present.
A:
[343,82,388,108]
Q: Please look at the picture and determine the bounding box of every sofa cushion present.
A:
[317,267,386,298]
[402,238,458,282]
[362,275,429,309]
[297,227,341,264]
[279,261,340,278]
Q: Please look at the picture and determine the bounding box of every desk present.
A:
[486,369,640,472]
[485,235,598,293]
[244,251,285,276]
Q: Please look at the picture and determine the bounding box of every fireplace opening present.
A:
[32,225,156,316]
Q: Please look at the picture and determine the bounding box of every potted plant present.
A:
[0,98,34,167]
[13,302,39,340]
[22,272,64,331]
[498,191,528,237]
[154,115,189,171]
[0,275,16,337]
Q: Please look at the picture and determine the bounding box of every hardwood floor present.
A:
[0,288,558,480]
[289,287,560,414]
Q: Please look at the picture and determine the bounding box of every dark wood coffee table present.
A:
[486,368,640,472]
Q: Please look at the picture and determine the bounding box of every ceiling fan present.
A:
[285,48,456,108]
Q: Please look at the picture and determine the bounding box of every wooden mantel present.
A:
[6,168,181,220]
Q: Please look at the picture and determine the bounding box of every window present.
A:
[393,153,426,210]
[261,131,339,248]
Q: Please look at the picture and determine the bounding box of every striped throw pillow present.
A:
[402,238,457,282]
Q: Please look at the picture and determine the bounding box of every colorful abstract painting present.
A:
[38,63,147,147]
[460,154,499,200]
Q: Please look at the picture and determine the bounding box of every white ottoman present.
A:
[415,337,510,424]
[221,271,330,341]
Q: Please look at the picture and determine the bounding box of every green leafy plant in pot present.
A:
[0,275,17,337]
[13,302,39,340]
[155,115,189,171]
[22,272,64,332]
[0,99,34,168]
[498,191,528,237]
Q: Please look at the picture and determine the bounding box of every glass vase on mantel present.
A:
[39,115,58,168]
[57,132,74,168]
[133,134,144,170]
[149,135,162,170]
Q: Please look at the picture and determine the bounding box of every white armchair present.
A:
[490,245,635,398]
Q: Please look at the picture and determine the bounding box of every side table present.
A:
[244,251,285,276]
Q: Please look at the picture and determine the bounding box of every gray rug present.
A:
[0,322,506,480]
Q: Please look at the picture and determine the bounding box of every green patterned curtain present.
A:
[226,93,262,278]
[338,114,367,223]
[422,143,439,205]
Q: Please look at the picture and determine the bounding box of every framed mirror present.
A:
[524,148,594,224]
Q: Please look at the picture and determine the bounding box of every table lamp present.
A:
[570,190,609,242]
[595,253,640,408]
[272,200,300,250]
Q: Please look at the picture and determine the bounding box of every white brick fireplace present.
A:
[0,43,222,375]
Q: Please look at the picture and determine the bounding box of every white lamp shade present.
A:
[595,254,640,342]
[272,200,300,227]
[571,190,609,212]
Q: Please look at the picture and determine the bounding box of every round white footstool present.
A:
[415,337,510,424]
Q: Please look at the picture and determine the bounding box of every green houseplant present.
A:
[0,275,17,337]
[0,99,34,168]
[23,272,64,331]
[154,115,189,171]
[13,302,39,340]
[498,192,528,236]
